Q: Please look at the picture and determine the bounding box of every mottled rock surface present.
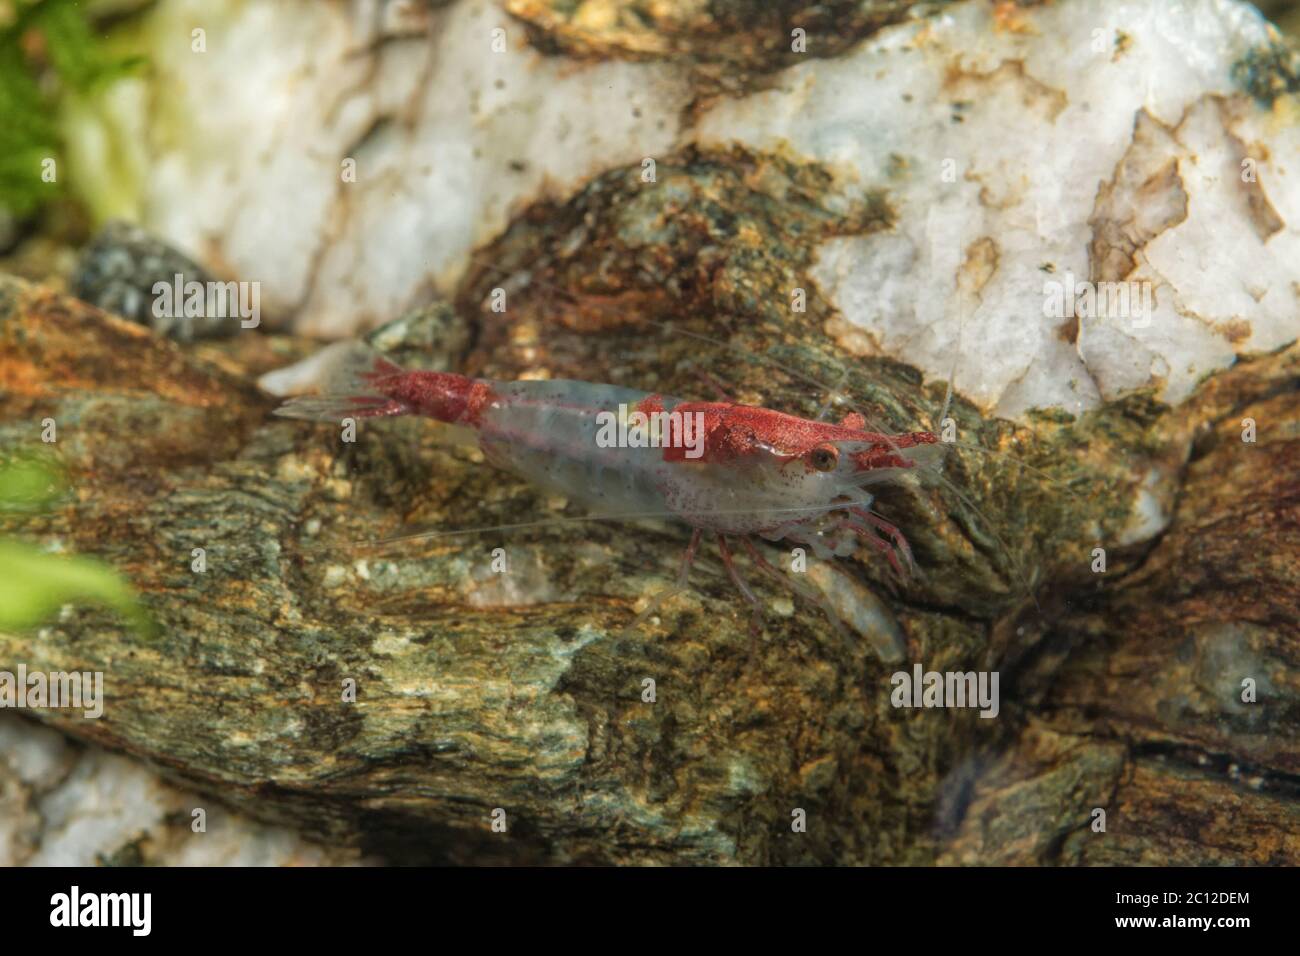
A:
[1,0,1297,866]
[71,221,228,341]
[68,0,1300,417]
[0,714,368,866]
[1,253,1294,863]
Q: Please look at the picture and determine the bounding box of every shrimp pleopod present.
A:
[270,341,944,635]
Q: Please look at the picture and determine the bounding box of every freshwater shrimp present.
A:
[270,341,945,634]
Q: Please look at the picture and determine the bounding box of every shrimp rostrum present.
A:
[271,340,944,634]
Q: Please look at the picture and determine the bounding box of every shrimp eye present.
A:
[809,445,839,472]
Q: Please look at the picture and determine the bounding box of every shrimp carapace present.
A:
[268,342,942,633]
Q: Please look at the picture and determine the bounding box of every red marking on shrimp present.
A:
[274,343,943,639]
[848,431,938,472]
[367,370,497,426]
[636,394,667,419]
[660,401,937,475]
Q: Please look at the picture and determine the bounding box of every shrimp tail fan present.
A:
[259,341,411,422]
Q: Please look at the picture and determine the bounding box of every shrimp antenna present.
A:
[937,235,962,464]
[927,469,1043,617]
[362,501,894,549]
[290,511,669,556]
[461,249,1056,480]
[457,248,1052,607]
[461,252,868,413]
[940,439,1085,502]
[921,228,1043,614]
[463,250,937,466]
[289,502,894,556]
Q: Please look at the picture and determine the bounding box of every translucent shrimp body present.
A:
[270,342,941,624]
[474,379,687,520]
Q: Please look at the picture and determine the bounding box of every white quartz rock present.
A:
[135,0,689,336]
[112,0,1297,418]
[696,0,1299,416]
[0,714,366,866]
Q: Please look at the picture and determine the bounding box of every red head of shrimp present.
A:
[652,399,943,573]
[269,346,945,632]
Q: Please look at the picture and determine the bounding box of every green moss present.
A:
[0,0,145,218]
[0,450,154,635]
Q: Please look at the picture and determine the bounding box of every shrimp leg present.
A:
[839,516,907,580]
[677,527,703,587]
[717,534,764,638]
[688,365,734,402]
[848,507,914,572]
[618,528,704,641]
[738,536,852,647]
